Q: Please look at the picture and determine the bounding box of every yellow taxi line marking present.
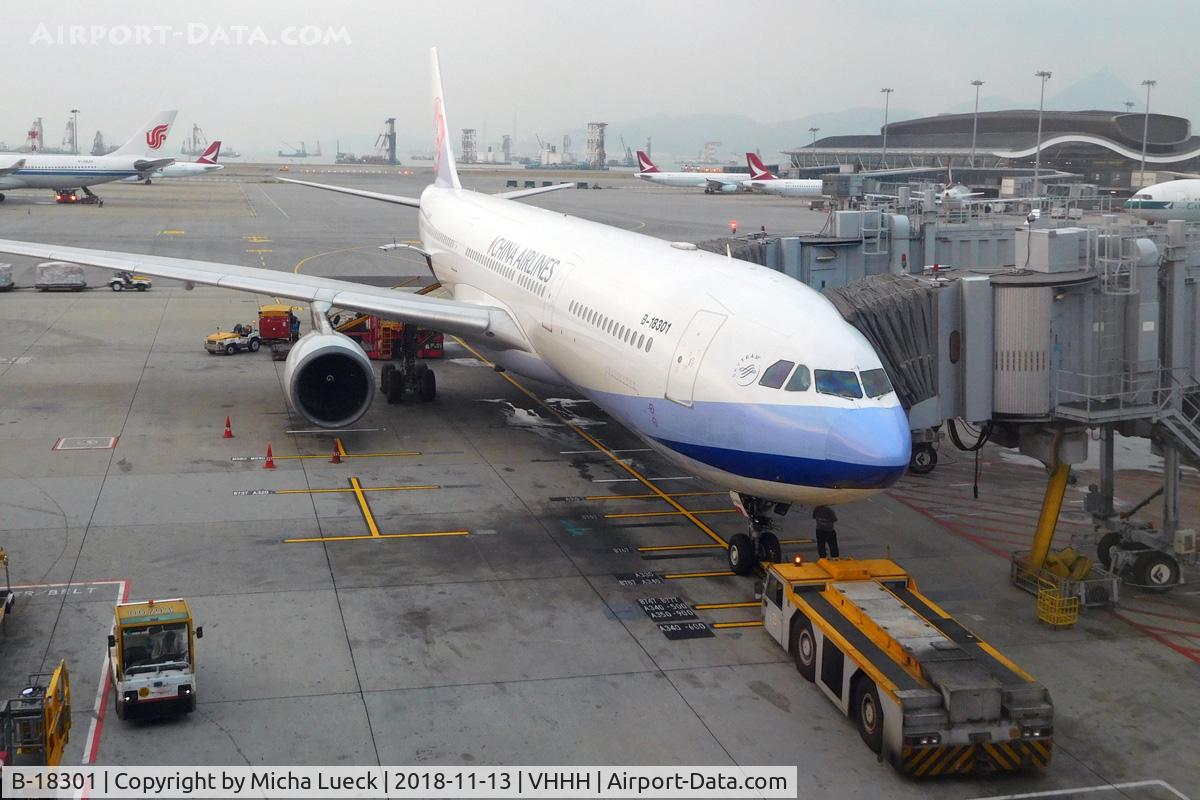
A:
[160,229,185,235]
[454,337,728,549]
[284,531,468,544]
[350,477,381,538]
[638,543,724,552]
[292,245,377,275]
[274,485,438,495]
[586,491,726,502]
[694,601,760,610]
[245,248,273,253]
[335,438,348,457]
[712,620,764,629]
[273,451,419,460]
[604,508,737,520]
[664,570,736,580]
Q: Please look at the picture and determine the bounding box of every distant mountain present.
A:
[942,95,1025,115]
[1048,68,1141,112]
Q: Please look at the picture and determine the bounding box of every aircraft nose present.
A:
[824,405,911,486]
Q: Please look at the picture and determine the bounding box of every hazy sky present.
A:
[3,0,1197,156]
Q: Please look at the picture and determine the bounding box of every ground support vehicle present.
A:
[759,558,1053,776]
[258,304,300,343]
[108,599,203,720]
[0,661,71,766]
[107,271,152,291]
[205,323,261,355]
[34,262,86,291]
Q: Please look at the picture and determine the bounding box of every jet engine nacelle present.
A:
[283,331,375,428]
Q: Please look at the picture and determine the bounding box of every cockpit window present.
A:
[1133,193,1152,199]
[815,369,863,399]
[784,365,811,392]
[758,360,794,389]
[860,368,894,398]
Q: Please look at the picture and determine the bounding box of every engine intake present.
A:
[283,332,375,428]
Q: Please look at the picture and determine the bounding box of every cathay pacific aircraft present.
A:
[0,51,909,574]
[1125,178,1200,223]
[0,111,177,203]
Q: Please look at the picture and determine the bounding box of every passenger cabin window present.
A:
[759,360,794,389]
[815,369,863,399]
[785,365,811,392]
[860,368,894,398]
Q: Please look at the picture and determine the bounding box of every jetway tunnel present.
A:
[701,213,1200,592]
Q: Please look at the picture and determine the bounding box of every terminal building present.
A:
[787,110,1200,191]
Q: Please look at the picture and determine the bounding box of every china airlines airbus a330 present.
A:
[0,49,909,574]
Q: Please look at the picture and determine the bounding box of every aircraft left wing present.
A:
[0,157,25,176]
[133,158,175,173]
[278,176,574,205]
[277,177,422,208]
[0,239,530,351]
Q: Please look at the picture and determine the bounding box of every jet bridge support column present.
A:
[1099,425,1115,518]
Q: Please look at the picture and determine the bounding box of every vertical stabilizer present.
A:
[113,110,178,156]
[746,152,775,181]
[197,141,222,164]
[430,48,461,189]
[636,151,659,173]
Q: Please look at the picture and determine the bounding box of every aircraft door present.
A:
[665,309,726,407]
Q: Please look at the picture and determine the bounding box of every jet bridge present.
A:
[701,213,1200,592]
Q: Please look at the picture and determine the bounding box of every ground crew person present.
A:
[813,505,839,558]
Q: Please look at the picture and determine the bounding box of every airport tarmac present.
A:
[0,171,1197,799]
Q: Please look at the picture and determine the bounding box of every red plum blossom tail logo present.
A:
[636,151,658,173]
[145,124,169,150]
[747,153,774,181]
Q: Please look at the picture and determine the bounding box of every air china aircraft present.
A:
[744,152,823,198]
[130,141,223,184]
[0,50,910,574]
[1125,178,1200,223]
[635,151,749,193]
[0,111,177,203]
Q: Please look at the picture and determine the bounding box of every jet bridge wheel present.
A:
[908,444,937,474]
[1096,532,1122,570]
[1133,551,1180,592]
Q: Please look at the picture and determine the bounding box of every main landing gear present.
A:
[379,324,437,404]
[728,495,788,575]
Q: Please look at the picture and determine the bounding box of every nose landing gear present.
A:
[728,494,787,575]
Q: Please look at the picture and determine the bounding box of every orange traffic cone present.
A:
[264,443,276,469]
[223,416,234,439]
[330,443,342,464]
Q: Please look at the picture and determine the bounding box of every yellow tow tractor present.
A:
[204,322,262,355]
[108,599,203,720]
[758,557,1053,776]
[0,661,71,767]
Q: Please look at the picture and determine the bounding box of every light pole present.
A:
[969,80,984,167]
[1033,71,1051,196]
[1123,101,1135,113]
[809,127,819,145]
[879,87,894,169]
[1139,79,1157,188]
[70,108,80,154]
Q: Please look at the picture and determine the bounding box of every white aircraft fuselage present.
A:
[636,170,749,189]
[1125,179,1200,223]
[0,153,157,190]
[748,178,824,198]
[418,185,911,506]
